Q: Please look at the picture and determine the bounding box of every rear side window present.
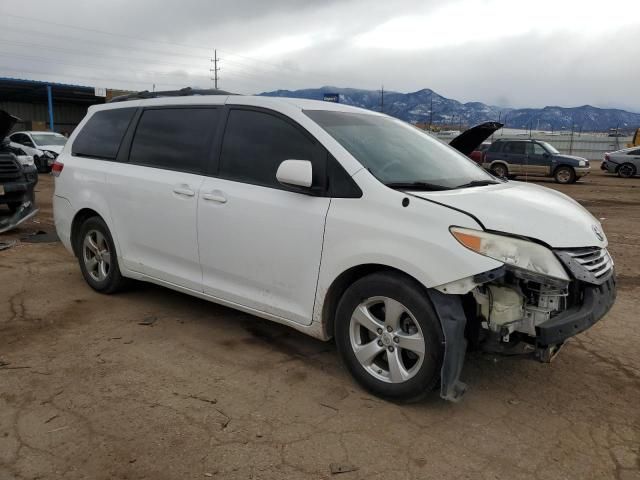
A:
[129,108,219,174]
[73,108,136,159]
[219,109,318,188]
[504,142,526,154]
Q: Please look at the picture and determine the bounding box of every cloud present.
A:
[0,0,638,111]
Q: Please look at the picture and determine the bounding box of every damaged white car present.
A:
[52,90,616,402]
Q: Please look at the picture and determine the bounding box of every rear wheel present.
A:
[618,163,636,178]
[334,272,444,402]
[554,166,575,184]
[490,163,508,179]
[76,216,128,294]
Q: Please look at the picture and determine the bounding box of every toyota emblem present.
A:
[592,225,605,242]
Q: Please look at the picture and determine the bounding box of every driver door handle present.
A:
[202,191,227,204]
[173,186,195,197]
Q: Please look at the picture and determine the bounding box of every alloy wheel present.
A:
[349,296,425,383]
[83,229,111,282]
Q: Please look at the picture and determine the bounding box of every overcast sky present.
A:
[0,0,638,111]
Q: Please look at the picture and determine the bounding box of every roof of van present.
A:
[98,91,379,115]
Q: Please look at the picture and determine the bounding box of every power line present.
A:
[0,51,209,81]
[0,37,207,71]
[2,11,322,78]
[0,25,209,61]
[0,12,213,52]
[0,13,339,88]
[0,65,188,89]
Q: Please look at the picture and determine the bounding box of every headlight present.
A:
[17,155,34,166]
[578,160,586,167]
[450,227,569,281]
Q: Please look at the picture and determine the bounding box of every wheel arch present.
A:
[553,163,576,174]
[488,160,509,172]
[320,263,428,340]
[70,208,104,257]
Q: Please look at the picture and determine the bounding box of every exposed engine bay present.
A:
[436,245,616,363]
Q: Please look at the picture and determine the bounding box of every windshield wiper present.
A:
[454,179,502,189]
[385,181,453,191]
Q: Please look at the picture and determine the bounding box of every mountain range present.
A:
[260,87,640,133]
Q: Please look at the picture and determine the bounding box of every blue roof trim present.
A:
[0,76,94,91]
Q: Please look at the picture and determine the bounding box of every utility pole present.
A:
[380,85,384,113]
[210,49,220,89]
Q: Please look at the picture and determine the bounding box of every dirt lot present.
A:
[1,167,639,480]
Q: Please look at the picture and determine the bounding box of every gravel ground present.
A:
[1,166,639,480]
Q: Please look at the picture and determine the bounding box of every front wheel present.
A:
[618,163,636,178]
[554,166,576,184]
[334,272,444,402]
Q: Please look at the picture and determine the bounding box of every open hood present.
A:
[410,181,606,249]
[0,110,19,141]
[449,121,503,155]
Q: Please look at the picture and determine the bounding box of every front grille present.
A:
[555,247,614,285]
[0,154,21,180]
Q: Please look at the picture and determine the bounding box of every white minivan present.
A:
[52,90,616,402]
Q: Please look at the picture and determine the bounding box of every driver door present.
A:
[197,108,330,325]
[526,142,552,176]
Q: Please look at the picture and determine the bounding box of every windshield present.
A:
[31,134,67,146]
[538,141,559,155]
[305,110,495,189]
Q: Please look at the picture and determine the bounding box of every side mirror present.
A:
[543,152,550,158]
[276,159,313,188]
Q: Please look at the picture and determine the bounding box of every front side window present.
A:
[11,133,32,146]
[538,141,560,154]
[129,108,219,173]
[628,149,640,155]
[31,133,67,146]
[219,109,318,188]
[528,143,546,155]
[73,108,136,160]
[305,110,494,189]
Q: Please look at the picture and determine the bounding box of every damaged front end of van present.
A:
[432,225,616,402]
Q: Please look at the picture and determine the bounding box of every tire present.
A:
[76,216,128,294]
[554,166,575,184]
[334,272,444,402]
[617,163,636,178]
[490,163,508,179]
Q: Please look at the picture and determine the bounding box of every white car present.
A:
[52,91,616,402]
[9,131,67,173]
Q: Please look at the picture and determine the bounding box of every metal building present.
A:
[0,77,106,135]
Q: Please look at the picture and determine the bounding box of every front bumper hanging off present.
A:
[535,275,616,346]
[429,261,616,402]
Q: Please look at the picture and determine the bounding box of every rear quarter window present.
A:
[128,108,219,174]
[72,108,136,160]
